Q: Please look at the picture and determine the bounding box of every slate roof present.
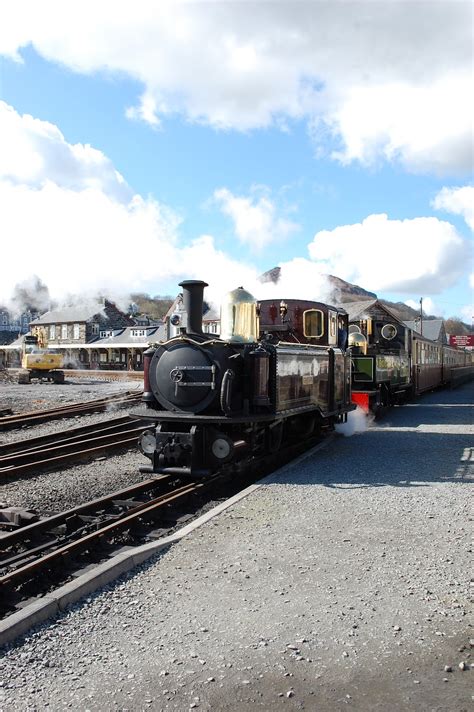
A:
[89,326,166,347]
[31,304,106,325]
[403,319,445,342]
[342,299,416,326]
[339,299,378,320]
[203,306,220,322]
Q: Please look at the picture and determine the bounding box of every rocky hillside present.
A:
[260,267,470,330]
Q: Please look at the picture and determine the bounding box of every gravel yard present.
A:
[0,373,142,416]
[0,375,144,515]
[1,383,473,711]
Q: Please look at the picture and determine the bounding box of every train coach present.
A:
[132,280,355,478]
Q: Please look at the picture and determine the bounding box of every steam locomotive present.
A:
[132,280,355,478]
[348,309,472,412]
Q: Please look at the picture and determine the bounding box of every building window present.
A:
[61,324,68,340]
[50,324,56,339]
[131,329,146,337]
[91,323,99,335]
[73,323,80,340]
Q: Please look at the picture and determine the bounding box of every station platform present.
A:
[1,383,473,710]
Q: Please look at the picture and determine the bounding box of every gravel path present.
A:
[1,383,473,711]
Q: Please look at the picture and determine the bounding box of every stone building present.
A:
[29,300,133,349]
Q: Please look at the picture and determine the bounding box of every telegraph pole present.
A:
[420,297,423,335]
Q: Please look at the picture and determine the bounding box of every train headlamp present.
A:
[211,434,234,462]
[139,429,156,457]
[170,313,182,326]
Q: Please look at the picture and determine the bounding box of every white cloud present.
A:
[460,305,473,324]
[329,74,473,174]
[432,186,474,230]
[0,100,469,316]
[405,298,437,317]
[0,101,328,307]
[0,1,472,174]
[213,187,299,250]
[0,102,131,201]
[308,213,468,294]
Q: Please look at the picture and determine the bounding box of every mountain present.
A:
[327,275,377,303]
[259,267,470,330]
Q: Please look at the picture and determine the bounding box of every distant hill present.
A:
[259,267,471,332]
[129,274,470,335]
[327,275,377,303]
[130,293,174,321]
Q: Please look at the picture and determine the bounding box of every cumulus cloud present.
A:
[308,213,468,294]
[405,298,437,317]
[0,1,472,174]
[0,102,319,307]
[0,102,131,201]
[460,305,473,324]
[213,187,299,250]
[0,100,469,313]
[432,186,474,230]
[328,74,473,174]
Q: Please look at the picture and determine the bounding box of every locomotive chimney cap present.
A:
[179,280,209,288]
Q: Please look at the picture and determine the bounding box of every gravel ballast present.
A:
[1,383,473,711]
[0,377,144,514]
[0,375,142,417]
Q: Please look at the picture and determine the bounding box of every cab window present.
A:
[303,309,324,338]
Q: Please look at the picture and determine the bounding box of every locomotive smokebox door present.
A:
[149,341,218,413]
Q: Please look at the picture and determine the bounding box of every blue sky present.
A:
[0,2,472,323]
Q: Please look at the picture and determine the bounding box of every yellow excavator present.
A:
[18,333,65,384]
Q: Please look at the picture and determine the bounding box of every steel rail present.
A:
[0,478,167,547]
[0,425,148,480]
[0,392,141,431]
[0,415,135,456]
[0,477,217,595]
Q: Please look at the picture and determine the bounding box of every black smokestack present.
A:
[179,280,208,335]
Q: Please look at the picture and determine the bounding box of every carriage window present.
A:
[303,309,324,338]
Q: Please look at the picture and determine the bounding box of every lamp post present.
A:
[420,297,423,336]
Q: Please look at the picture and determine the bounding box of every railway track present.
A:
[0,391,141,431]
[0,429,329,620]
[0,415,147,480]
[0,475,219,615]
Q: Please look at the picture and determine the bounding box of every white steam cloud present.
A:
[335,407,373,437]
